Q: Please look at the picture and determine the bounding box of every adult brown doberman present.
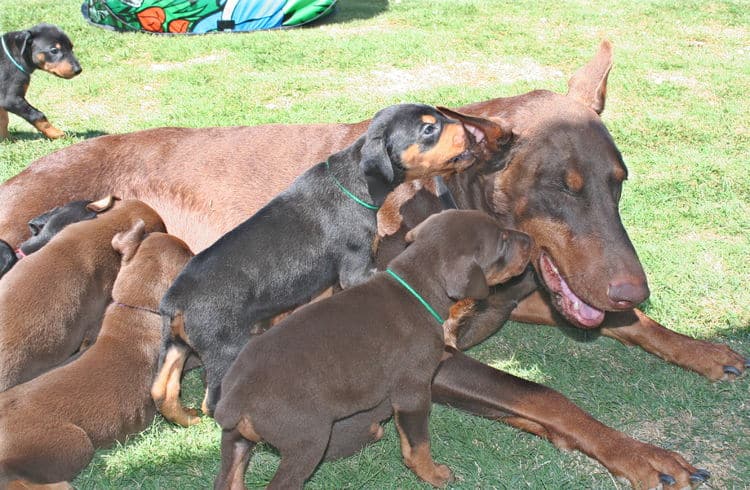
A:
[0,41,745,488]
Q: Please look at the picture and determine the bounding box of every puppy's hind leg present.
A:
[267,423,331,490]
[214,427,256,490]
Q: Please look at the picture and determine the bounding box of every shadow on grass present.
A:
[311,0,389,26]
[5,129,109,142]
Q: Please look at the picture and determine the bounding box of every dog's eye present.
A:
[421,124,438,137]
[49,47,60,55]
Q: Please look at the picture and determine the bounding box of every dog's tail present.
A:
[150,310,201,427]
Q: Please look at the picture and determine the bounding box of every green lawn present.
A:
[1,0,748,488]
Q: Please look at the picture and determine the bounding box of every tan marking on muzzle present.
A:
[399,122,470,178]
[42,60,78,79]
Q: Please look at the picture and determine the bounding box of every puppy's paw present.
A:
[431,463,454,488]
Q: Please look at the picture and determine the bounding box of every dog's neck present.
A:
[1,33,33,76]
[326,144,381,209]
[384,260,454,329]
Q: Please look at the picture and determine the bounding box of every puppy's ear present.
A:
[87,195,118,213]
[112,219,146,262]
[443,257,490,301]
[404,215,435,244]
[19,31,33,60]
[360,135,395,207]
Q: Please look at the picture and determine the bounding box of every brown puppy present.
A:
[0,199,165,391]
[213,210,531,489]
[0,223,193,488]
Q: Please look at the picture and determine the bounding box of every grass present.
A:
[1,0,749,488]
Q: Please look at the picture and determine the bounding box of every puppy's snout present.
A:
[72,62,82,75]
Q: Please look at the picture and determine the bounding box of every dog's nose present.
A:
[607,279,649,309]
[72,64,82,75]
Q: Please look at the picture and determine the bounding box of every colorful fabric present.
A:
[82,0,337,34]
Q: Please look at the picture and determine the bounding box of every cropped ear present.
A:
[111,220,146,262]
[87,195,118,213]
[360,135,395,207]
[566,39,613,114]
[443,257,490,301]
[436,107,512,150]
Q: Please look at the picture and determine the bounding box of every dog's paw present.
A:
[43,126,66,140]
[430,463,454,488]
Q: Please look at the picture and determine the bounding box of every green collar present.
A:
[326,160,379,211]
[385,268,444,323]
[1,35,29,75]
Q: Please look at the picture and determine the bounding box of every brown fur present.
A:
[0,41,742,486]
[0,200,165,391]
[213,210,531,489]
[0,226,192,487]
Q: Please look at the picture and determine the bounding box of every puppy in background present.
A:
[0,23,81,140]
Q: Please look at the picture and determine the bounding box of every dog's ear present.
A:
[360,135,395,207]
[112,220,146,262]
[443,257,490,301]
[19,31,33,60]
[87,195,118,213]
[404,213,439,244]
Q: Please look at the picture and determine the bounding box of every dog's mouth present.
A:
[538,252,604,328]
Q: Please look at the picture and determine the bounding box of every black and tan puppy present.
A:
[213,210,531,489]
[0,223,193,488]
[0,198,106,280]
[0,23,81,140]
[153,104,507,426]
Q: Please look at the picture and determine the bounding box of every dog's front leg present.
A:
[432,351,710,488]
[510,291,748,380]
[3,95,64,139]
[600,308,748,380]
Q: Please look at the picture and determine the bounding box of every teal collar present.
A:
[1,35,29,75]
[326,160,379,211]
[385,268,444,323]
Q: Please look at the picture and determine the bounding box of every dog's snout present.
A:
[72,62,82,75]
[607,279,650,309]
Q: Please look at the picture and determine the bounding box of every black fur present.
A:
[158,103,481,417]
[0,23,81,136]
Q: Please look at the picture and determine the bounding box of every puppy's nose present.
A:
[72,64,82,75]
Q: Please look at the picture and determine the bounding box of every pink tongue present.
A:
[540,253,604,328]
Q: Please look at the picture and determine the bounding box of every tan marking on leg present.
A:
[237,415,263,443]
[151,344,200,426]
[369,422,385,441]
[32,118,65,140]
[394,414,453,487]
[0,108,9,139]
